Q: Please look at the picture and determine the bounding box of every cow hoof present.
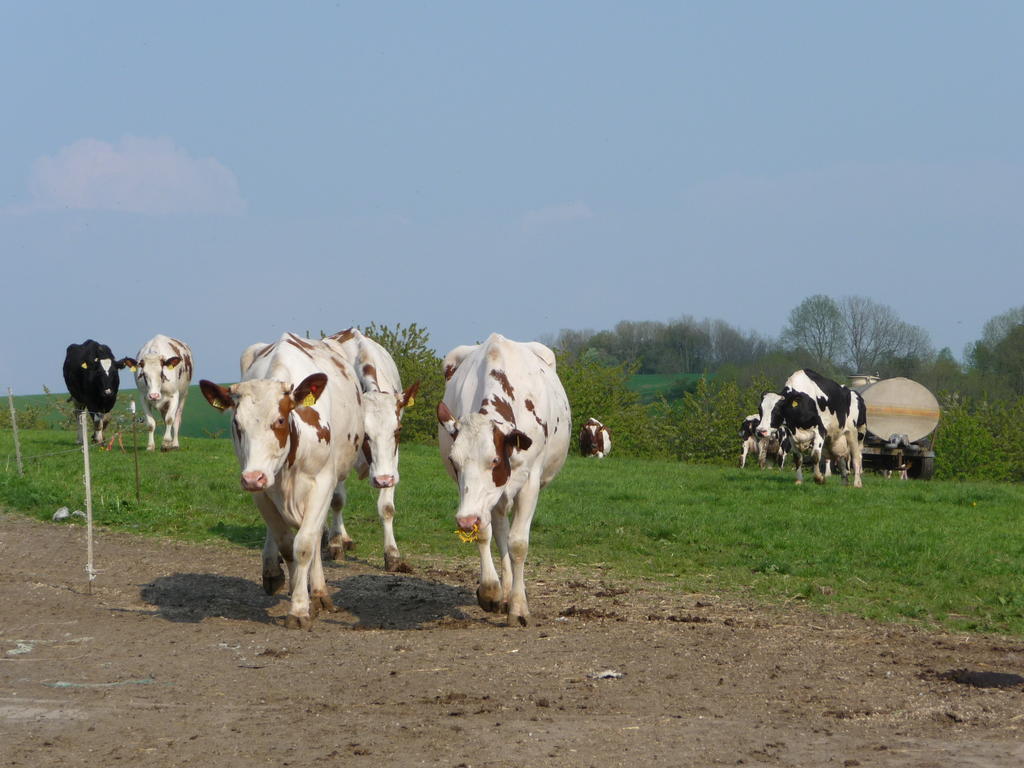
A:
[145,446,156,452]
[161,444,179,452]
[384,552,408,573]
[814,477,826,485]
[512,614,528,627]
[326,544,348,561]
[477,585,503,613]
[263,572,286,595]
[311,594,337,614]
[284,614,313,631]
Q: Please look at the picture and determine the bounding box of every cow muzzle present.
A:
[371,475,396,489]
[147,392,162,401]
[240,471,270,491]
[456,514,481,533]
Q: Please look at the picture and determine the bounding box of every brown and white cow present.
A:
[121,335,193,451]
[437,333,571,626]
[200,332,364,629]
[579,417,611,458]
[320,328,419,571]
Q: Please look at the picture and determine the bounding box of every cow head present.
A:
[437,401,533,534]
[200,373,328,492]
[360,380,420,489]
[775,390,821,432]
[755,391,784,439]
[123,353,184,401]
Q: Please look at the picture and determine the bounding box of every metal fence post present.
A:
[7,388,24,477]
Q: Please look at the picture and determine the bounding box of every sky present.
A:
[2,2,1022,395]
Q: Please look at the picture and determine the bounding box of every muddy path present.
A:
[2,512,1023,767]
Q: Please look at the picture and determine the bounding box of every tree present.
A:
[781,294,846,368]
[838,296,933,375]
[359,322,443,444]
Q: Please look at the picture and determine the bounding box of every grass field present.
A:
[626,373,706,402]
[2,427,1023,637]
[9,386,232,438]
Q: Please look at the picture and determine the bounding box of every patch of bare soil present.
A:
[2,511,1024,767]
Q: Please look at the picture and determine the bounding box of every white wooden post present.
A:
[7,388,23,477]
[79,412,97,593]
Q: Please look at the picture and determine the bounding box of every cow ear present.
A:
[200,379,235,411]
[120,357,138,372]
[402,381,421,409]
[164,356,182,370]
[293,373,328,407]
[437,401,458,438]
[506,429,533,453]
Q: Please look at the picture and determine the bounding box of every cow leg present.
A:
[812,435,827,485]
[284,479,334,630]
[171,392,187,449]
[757,440,769,469]
[739,442,748,468]
[792,451,804,485]
[492,504,512,613]
[375,486,403,572]
[474,514,503,614]
[160,395,179,451]
[324,482,353,561]
[254,494,289,595]
[848,433,864,488]
[143,404,157,451]
[506,479,541,627]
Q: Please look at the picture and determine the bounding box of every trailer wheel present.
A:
[909,457,935,480]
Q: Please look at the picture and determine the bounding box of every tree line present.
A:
[364,300,1024,483]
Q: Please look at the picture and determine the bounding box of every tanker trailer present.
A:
[849,375,940,480]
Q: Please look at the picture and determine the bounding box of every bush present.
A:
[933,395,1012,481]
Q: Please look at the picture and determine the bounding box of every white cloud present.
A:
[24,136,246,215]
[522,201,594,231]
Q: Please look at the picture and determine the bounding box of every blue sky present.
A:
[2,2,1022,395]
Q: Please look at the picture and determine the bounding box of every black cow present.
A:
[63,340,129,444]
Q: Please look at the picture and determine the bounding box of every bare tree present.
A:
[781,294,846,367]
[839,296,933,374]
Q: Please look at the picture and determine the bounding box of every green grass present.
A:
[3,428,1024,636]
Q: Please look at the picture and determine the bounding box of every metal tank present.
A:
[850,376,940,479]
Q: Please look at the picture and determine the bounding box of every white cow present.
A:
[200,332,364,629]
[122,335,194,451]
[321,328,419,571]
[437,333,571,626]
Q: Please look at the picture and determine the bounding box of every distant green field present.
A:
[8,386,232,439]
[626,373,707,403]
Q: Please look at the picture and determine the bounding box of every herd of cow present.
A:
[739,368,869,488]
[61,332,865,630]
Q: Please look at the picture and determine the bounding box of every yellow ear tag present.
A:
[130,366,138,372]
[455,523,479,543]
[81,362,88,369]
[407,396,415,408]
[301,393,317,407]
[791,400,799,408]
[166,363,176,370]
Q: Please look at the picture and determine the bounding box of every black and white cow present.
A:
[758,369,867,486]
[739,415,759,468]
[62,339,129,444]
[750,393,791,470]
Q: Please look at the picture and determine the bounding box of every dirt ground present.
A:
[2,512,1024,767]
